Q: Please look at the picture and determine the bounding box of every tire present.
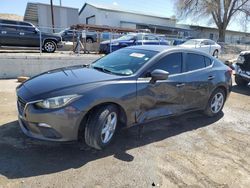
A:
[204,88,226,117]
[84,105,119,150]
[235,75,248,86]
[86,37,94,43]
[213,50,219,58]
[43,40,56,53]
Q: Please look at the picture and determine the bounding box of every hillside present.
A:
[0,13,23,21]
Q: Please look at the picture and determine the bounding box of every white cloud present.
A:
[113,2,118,6]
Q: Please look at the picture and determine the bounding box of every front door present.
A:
[136,52,186,123]
[17,26,40,47]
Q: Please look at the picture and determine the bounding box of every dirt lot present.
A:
[0,79,249,188]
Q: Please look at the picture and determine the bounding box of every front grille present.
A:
[17,96,27,115]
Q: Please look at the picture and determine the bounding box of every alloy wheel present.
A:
[211,92,224,113]
[44,41,55,52]
[101,112,117,144]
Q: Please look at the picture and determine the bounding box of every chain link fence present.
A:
[1,22,250,57]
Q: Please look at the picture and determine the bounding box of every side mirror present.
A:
[150,69,169,83]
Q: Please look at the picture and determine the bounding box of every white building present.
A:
[79,3,184,34]
[24,2,79,32]
[177,24,250,44]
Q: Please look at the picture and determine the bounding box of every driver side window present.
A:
[148,53,182,75]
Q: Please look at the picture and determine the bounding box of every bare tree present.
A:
[176,0,250,42]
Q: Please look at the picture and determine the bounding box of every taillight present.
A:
[227,67,233,76]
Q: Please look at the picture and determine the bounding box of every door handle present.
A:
[20,32,24,35]
[176,83,185,88]
[208,76,215,80]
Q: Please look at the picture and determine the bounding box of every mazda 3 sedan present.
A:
[16,46,232,150]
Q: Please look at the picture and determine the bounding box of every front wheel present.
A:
[84,105,119,150]
[204,88,225,117]
[43,40,56,53]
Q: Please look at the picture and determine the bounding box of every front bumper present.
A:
[237,72,250,82]
[57,41,64,48]
[17,97,84,142]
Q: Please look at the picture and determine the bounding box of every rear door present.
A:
[136,52,186,122]
[182,53,214,110]
[0,20,19,46]
[199,40,213,55]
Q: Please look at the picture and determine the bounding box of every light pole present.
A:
[50,0,55,33]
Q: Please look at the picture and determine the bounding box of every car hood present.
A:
[18,66,123,100]
[41,32,61,38]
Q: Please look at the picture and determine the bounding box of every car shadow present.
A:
[231,85,250,96]
[0,111,223,179]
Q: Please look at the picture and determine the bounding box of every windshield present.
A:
[117,35,136,41]
[91,48,158,76]
[182,39,201,45]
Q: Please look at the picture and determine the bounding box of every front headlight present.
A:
[35,94,79,109]
[237,55,245,64]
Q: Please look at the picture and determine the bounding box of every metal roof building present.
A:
[24,2,79,32]
[79,3,189,35]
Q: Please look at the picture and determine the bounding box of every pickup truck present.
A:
[234,51,250,86]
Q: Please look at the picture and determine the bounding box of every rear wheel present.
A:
[204,88,225,117]
[86,37,94,43]
[84,105,118,150]
[235,75,248,86]
[213,50,219,58]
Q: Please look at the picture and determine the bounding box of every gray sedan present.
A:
[16,46,232,150]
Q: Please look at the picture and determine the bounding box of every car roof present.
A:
[127,45,173,52]
[126,45,215,57]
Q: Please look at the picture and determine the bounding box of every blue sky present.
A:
[0,0,246,32]
[0,0,174,17]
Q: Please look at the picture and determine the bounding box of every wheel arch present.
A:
[77,102,127,140]
[211,84,228,99]
[43,38,58,45]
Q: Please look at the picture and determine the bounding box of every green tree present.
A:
[176,0,250,42]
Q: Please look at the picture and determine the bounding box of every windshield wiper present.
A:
[92,66,114,74]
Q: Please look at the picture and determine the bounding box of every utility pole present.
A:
[59,0,62,6]
[50,0,55,33]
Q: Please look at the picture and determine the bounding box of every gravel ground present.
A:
[0,79,249,188]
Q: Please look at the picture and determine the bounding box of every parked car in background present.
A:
[172,38,187,46]
[234,51,250,86]
[180,39,221,58]
[99,33,169,54]
[0,19,62,53]
[59,28,97,43]
[16,45,232,150]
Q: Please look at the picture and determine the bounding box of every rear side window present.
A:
[205,57,212,66]
[149,53,182,75]
[144,35,158,40]
[1,25,17,31]
[185,53,206,71]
